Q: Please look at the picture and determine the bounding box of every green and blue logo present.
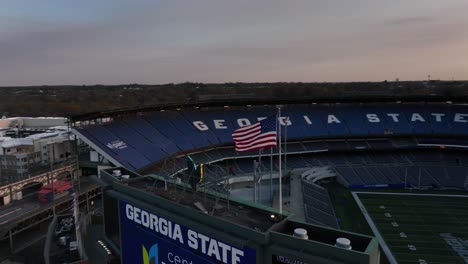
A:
[142,243,159,264]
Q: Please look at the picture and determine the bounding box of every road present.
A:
[0,197,40,225]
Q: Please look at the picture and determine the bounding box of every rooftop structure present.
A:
[97,167,380,264]
[0,117,67,129]
[0,120,73,185]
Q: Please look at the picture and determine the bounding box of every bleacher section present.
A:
[73,104,468,170]
[150,146,468,192]
[302,181,339,229]
[331,150,468,189]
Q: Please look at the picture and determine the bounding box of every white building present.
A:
[0,117,67,129]
[0,127,73,185]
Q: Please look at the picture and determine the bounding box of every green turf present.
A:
[357,193,468,264]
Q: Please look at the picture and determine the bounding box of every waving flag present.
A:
[186,156,204,191]
[232,115,277,152]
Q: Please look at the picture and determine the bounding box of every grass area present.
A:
[357,193,468,264]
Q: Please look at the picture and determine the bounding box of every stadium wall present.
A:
[99,167,380,264]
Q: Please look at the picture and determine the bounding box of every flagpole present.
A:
[253,159,257,203]
[258,149,262,203]
[270,147,273,201]
[284,116,288,172]
[278,107,283,214]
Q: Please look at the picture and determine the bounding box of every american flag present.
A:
[232,115,277,152]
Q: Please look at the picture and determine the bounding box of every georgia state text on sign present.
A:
[191,112,468,131]
[119,201,256,264]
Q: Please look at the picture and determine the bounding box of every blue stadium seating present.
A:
[104,121,166,162]
[144,114,194,151]
[82,125,151,169]
[75,104,468,171]
[123,118,179,155]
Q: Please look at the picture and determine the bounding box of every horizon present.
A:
[1,79,467,88]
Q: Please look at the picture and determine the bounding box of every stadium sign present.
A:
[106,140,127,150]
[440,233,468,263]
[120,201,256,264]
[191,112,468,131]
[272,255,309,264]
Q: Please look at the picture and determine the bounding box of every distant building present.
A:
[0,118,72,185]
[0,116,67,129]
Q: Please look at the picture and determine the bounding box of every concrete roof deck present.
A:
[125,177,282,232]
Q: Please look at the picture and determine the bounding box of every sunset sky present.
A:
[1,0,468,85]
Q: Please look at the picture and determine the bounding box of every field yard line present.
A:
[353,191,468,198]
[351,192,398,264]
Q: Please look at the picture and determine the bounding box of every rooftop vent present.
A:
[335,237,352,250]
[293,228,308,240]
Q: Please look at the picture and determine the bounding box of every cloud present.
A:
[1,1,468,85]
[383,16,436,27]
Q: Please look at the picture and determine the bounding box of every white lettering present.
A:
[366,114,380,123]
[134,207,141,224]
[431,113,445,122]
[106,140,127,150]
[218,241,231,263]
[387,113,400,122]
[411,113,425,122]
[237,118,251,127]
[279,117,291,126]
[159,218,168,236]
[214,119,227,129]
[150,213,158,232]
[232,247,244,264]
[189,112,466,132]
[173,224,184,244]
[187,230,198,250]
[193,121,209,131]
[141,210,149,227]
[198,233,210,254]
[125,204,247,264]
[126,204,133,219]
[328,115,341,124]
[454,113,468,123]
[207,239,221,261]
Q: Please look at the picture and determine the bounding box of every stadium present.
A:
[71,83,468,264]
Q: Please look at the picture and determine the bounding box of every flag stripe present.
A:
[233,127,261,141]
[235,139,277,151]
[231,124,260,137]
[235,140,277,152]
[232,122,260,133]
[232,115,277,152]
[234,132,277,147]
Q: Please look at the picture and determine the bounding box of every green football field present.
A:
[354,192,468,264]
